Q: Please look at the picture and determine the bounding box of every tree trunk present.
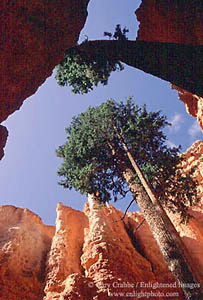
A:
[79,40,202,97]
[112,125,202,297]
[87,193,100,209]
[107,132,202,298]
[122,167,202,299]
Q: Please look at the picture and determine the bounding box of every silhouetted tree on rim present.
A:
[56,99,202,299]
[56,25,202,96]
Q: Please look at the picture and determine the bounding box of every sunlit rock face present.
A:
[0,0,89,158]
[2,202,201,300]
[44,200,157,300]
[135,0,203,132]
[43,142,202,299]
[181,140,203,198]
[44,203,89,298]
[0,141,202,299]
[43,200,182,300]
[0,205,55,300]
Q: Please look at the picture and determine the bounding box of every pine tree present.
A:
[56,99,202,299]
[55,25,202,96]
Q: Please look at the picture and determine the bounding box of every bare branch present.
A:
[113,198,136,223]
[134,219,145,231]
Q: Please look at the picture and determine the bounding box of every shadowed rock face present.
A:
[0,125,8,160]
[0,1,202,159]
[0,0,90,158]
[0,0,89,123]
[0,142,202,299]
[136,0,202,45]
[135,0,203,132]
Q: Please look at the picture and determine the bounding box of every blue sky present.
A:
[0,0,202,225]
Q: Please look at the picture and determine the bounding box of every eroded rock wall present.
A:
[181,140,203,198]
[44,203,89,298]
[0,125,8,160]
[0,0,90,158]
[0,146,202,299]
[135,0,203,131]
[43,197,181,300]
[136,1,202,45]
[0,0,89,123]
[0,199,202,300]
[126,140,203,287]
[80,195,158,299]
[0,205,55,300]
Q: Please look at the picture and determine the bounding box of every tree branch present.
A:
[113,198,136,223]
[79,40,202,96]
[134,219,145,231]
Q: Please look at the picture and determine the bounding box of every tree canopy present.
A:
[56,98,199,222]
[55,24,202,96]
[55,25,127,94]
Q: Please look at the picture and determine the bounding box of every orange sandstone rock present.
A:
[170,85,203,132]
[181,140,203,199]
[136,0,202,45]
[0,0,89,159]
[0,1,202,160]
[0,205,55,300]
[81,194,158,300]
[1,141,203,299]
[44,202,89,299]
[125,141,203,291]
[0,0,89,123]
[135,0,203,132]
